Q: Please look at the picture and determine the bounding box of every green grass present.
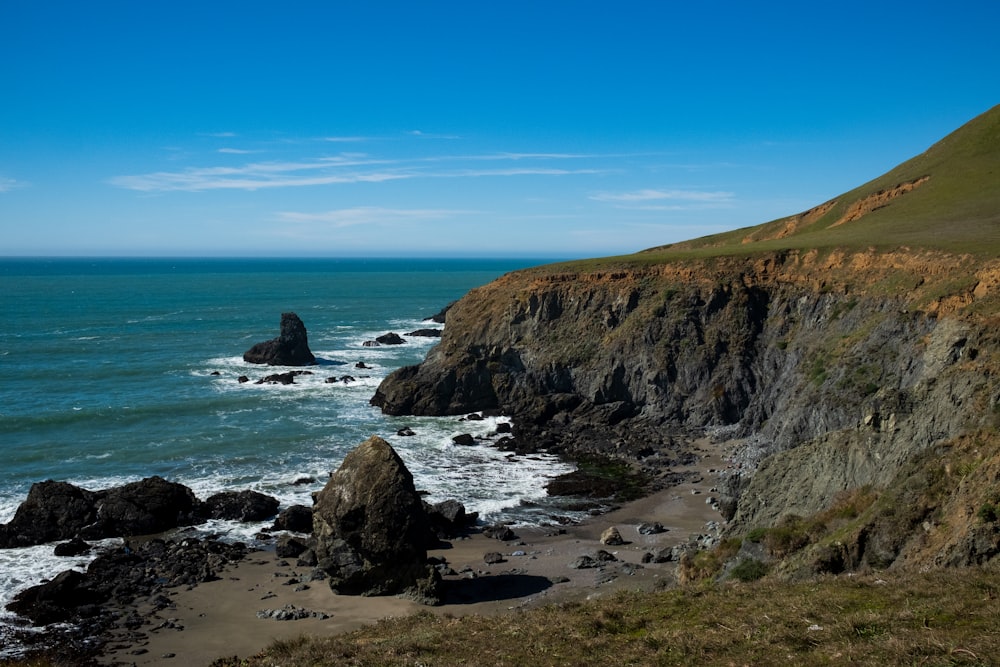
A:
[206,567,1000,667]
[525,104,1000,276]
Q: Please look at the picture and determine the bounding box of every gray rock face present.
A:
[243,312,316,366]
[312,436,440,602]
[370,254,998,542]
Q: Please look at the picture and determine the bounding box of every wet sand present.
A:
[100,439,729,666]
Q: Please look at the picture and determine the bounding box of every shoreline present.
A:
[97,437,731,666]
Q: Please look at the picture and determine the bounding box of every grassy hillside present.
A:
[651,103,1000,257]
[543,104,1000,272]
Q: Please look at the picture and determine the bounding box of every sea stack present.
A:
[243,312,316,366]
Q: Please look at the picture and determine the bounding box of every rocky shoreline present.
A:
[0,429,726,666]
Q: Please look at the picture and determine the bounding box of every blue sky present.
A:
[1,2,997,258]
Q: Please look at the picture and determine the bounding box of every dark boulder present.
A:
[200,490,279,522]
[406,329,442,338]
[0,480,98,548]
[451,433,477,446]
[82,477,202,539]
[0,477,202,548]
[273,504,313,533]
[256,370,312,385]
[375,332,406,345]
[312,436,440,603]
[275,534,311,559]
[5,569,97,625]
[424,499,477,539]
[243,312,316,366]
[54,537,92,557]
[6,538,248,627]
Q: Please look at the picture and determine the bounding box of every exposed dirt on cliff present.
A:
[831,176,931,227]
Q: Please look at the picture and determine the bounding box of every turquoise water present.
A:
[0,257,578,626]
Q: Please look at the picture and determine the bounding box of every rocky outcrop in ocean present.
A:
[0,478,281,548]
[243,312,316,366]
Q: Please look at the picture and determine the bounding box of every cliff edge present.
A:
[372,105,1000,574]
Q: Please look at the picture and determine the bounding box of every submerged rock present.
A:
[243,312,316,366]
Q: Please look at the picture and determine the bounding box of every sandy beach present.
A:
[99,439,729,666]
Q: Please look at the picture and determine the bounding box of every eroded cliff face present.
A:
[373,249,1000,542]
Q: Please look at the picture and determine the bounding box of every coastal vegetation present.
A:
[202,566,999,666]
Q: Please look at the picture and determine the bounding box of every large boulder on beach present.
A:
[312,436,440,603]
[243,312,316,366]
[0,476,202,548]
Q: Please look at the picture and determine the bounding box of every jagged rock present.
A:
[256,604,329,621]
[570,550,618,570]
[0,476,202,547]
[637,522,666,535]
[484,552,505,564]
[273,504,313,533]
[424,499,477,539]
[375,332,405,345]
[425,302,455,324]
[200,490,279,522]
[0,480,98,548]
[600,526,625,546]
[451,433,476,446]
[255,370,312,385]
[397,427,417,437]
[243,313,316,366]
[407,328,442,337]
[7,538,248,626]
[276,534,311,559]
[312,436,440,602]
[54,537,92,557]
[482,524,517,541]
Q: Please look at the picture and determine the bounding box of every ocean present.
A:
[0,257,578,638]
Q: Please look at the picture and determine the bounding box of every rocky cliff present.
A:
[373,249,1000,571]
[373,106,1000,573]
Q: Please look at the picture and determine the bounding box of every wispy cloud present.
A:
[0,176,26,192]
[408,130,461,140]
[590,188,734,203]
[110,151,607,192]
[323,136,370,143]
[276,206,474,228]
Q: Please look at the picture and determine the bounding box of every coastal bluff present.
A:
[372,248,1000,571]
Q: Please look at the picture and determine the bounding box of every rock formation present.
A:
[312,436,440,602]
[0,476,202,548]
[200,490,280,522]
[243,312,316,366]
[371,248,1000,571]
[0,478,282,549]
